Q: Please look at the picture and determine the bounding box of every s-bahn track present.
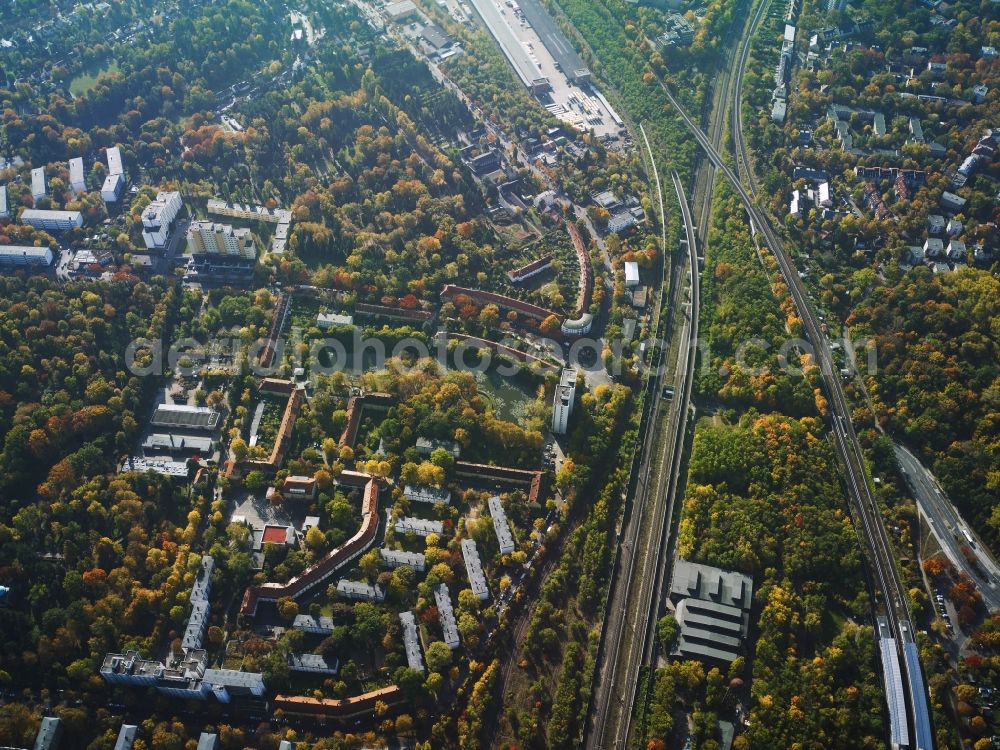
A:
[624,168,701,747]
[585,135,700,750]
[732,0,770,196]
[662,69,935,749]
[694,0,767,246]
[585,123,671,750]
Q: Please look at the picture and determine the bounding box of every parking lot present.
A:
[476,0,622,137]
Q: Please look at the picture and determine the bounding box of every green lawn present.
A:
[69,59,119,95]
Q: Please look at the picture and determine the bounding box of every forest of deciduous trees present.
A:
[849,268,999,543]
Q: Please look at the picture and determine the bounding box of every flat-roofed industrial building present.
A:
[516,0,591,84]
[150,404,221,431]
[668,559,753,665]
[466,0,550,94]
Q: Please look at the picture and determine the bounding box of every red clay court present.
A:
[262,525,290,545]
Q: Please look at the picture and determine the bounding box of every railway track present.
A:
[732,0,770,196]
[585,122,672,750]
[585,160,701,750]
[664,63,935,749]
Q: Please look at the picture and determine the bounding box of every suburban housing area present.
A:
[0,0,996,749]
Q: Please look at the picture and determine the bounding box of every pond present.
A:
[473,366,539,424]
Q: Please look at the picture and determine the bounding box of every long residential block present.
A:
[461,538,489,601]
[488,495,516,554]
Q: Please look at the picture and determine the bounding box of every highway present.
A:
[895,443,1000,611]
[661,61,935,749]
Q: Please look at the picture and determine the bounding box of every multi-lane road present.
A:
[896,443,1000,611]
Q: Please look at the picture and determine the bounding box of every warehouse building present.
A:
[420,23,454,57]
[384,0,419,22]
[150,404,221,431]
[668,559,753,665]
[517,0,591,83]
[467,0,550,93]
[141,433,213,456]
